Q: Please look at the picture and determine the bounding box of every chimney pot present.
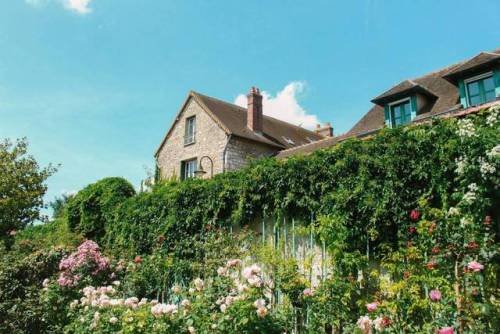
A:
[247,86,263,133]
[315,122,334,137]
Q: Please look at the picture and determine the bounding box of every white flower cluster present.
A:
[486,106,499,126]
[457,119,477,138]
[253,298,268,318]
[77,285,149,310]
[242,264,263,288]
[478,157,496,177]
[462,183,478,204]
[455,156,467,175]
[150,303,178,317]
[487,145,500,159]
[357,315,388,333]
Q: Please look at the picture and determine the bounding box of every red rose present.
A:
[403,271,410,279]
[426,261,437,270]
[466,241,479,250]
[382,317,392,327]
[133,256,142,264]
[431,246,440,254]
[410,210,421,221]
[408,226,417,235]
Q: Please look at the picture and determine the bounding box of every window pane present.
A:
[485,90,496,102]
[394,106,401,118]
[467,81,480,96]
[469,95,482,106]
[483,76,495,92]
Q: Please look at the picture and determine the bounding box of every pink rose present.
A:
[467,261,484,272]
[303,288,313,297]
[366,302,378,312]
[429,289,441,302]
[410,210,421,221]
[438,327,454,334]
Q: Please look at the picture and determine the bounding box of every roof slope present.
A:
[192,92,324,149]
[348,48,500,136]
[155,91,324,156]
[276,47,500,159]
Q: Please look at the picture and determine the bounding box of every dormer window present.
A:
[464,72,496,106]
[389,98,412,127]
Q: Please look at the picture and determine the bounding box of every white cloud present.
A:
[63,0,92,14]
[234,81,320,129]
[25,0,93,14]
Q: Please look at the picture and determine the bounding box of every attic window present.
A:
[388,98,412,127]
[465,72,496,106]
[283,137,295,145]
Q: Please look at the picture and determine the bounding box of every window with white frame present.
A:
[184,116,196,145]
[181,158,197,180]
[465,72,496,106]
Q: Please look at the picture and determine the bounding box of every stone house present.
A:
[155,87,328,180]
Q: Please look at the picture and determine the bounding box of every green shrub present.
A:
[67,177,135,241]
[13,218,82,254]
[0,248,68,334]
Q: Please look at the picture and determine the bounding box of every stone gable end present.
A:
[156,97,228,179]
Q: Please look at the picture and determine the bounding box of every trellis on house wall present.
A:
[240,211,332,288]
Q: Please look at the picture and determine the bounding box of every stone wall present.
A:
[224,136,277,171]
[156,97,228,180]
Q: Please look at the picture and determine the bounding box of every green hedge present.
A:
[102,109,498,262]
[67,177,135,241]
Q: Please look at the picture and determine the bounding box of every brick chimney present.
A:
[315,122,333,137]
[247,86,263,133]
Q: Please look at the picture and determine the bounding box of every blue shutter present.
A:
[384,104,391,127]
[458,80,468,107]
[410,96,417,120]
[493,69,500,99]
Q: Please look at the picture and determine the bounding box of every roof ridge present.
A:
[408,48,500,82]
[192,90,322,137]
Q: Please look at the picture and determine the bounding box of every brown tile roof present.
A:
[155,91,324,156]
[276,47,500,159]
[371,80,437,105]
[443,51,500,83]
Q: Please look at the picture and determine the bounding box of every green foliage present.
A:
[13,218,83,254]
[0,138,57,249]
[0,248,68,334]
[50,193,75,219]
[67,177,135,241]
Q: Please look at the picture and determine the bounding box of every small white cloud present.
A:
[234,81,320,129]
[63,0,93,14]
[25,0,93,14]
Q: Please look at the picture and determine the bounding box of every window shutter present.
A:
[384,104,391,127]
[458,80,468,107]
[180,162,185,180]
[493,69,500,99]
[410,95,417,120]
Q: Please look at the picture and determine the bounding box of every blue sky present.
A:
[1,0,499,210]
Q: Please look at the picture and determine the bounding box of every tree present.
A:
[50,192,75,219]
[0,138,56,249]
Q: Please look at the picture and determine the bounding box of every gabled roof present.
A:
[155,91,324,157]
[276,47,500,159]
[371,79,438,105]
[443,51,500,84]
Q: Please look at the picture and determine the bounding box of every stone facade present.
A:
[224,136,276,172]
[156,98,228,180]
[156,97,278,180]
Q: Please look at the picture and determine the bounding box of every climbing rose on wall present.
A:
[410,209,421,221]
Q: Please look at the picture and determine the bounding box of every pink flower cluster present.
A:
[57,240,110,287]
